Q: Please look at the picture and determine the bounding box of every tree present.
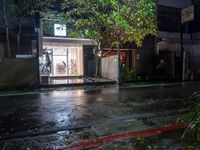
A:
[0,0,53,58]
[1,0,11,57]
[61,0,157,77]
[12,0,52,56]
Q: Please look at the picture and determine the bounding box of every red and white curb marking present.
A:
[41,123,188,150]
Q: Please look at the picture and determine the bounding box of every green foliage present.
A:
[120,65,137,81]
[182,91,200,141]
[7,0,54,26]
[61,0,157,49]
[10,0,53,14]
[67,30,81,38]
[43,20,54,36]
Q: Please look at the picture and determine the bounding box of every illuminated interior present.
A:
[42,44,83,76]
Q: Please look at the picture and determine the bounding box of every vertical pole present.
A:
[66,48,69,75]
[116,4,122,86]
[181,24,184,81]
[172,51,175,79]
[180,7,185,81]
[117,37,121,85]
[182,50,186,81]
[51,48,54,76]
[35,12,41,86]
[155,0,159,55]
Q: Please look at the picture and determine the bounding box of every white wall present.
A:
[77,46,83,75]
[158,0,192,8]
[101,55,118,81]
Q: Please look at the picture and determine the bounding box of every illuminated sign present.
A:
[181,5,194,24]
[54,24,66,36]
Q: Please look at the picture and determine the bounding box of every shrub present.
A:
[182,91,200,141]
[120,65,137,81]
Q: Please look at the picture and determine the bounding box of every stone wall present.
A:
[0,58,39,88]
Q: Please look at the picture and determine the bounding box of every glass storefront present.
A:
[40,45,83,77]
[53,47,78,75]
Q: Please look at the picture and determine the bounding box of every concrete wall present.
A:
[0,58,39,87]
[101,55,118,81]
[0,43,4,58]
[158,0,192,8]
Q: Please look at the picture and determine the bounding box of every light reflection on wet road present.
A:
[0,82,200,139]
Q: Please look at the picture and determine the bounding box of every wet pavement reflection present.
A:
[0,82,200,140]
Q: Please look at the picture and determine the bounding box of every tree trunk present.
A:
[95,55,99,79]
[95,41,101,79]
[2,0,11,58]
[17,16,24,54]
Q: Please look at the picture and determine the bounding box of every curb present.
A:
[0,82,116,97]
[41,123,188,150]
[121,81,200,89]
[41,81,116,88]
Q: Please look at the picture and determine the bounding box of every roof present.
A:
[43,37,96,46]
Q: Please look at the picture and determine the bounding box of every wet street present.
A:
[0,82,200,149]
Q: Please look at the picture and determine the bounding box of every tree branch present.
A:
[2,0,11,57]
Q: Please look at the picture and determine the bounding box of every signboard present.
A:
[54,24,66,36]
[181,5,194,24]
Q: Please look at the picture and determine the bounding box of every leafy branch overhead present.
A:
[61,0,157,47]
[1,0,56,57]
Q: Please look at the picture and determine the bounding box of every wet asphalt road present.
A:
[0,82,200,140]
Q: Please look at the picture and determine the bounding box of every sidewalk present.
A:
[0,107,187,145]
[1,116,192,150]
[47,77,116,86]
